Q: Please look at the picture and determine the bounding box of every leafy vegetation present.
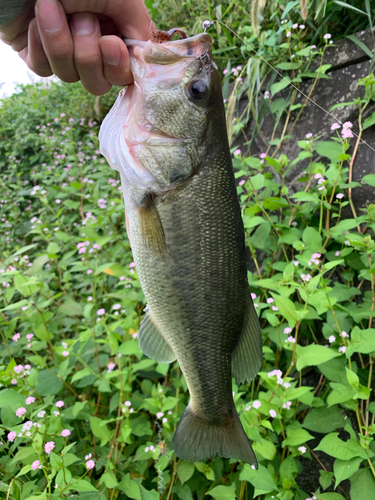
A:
[0,1,375,500]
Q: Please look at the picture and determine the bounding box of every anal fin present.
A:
[138,308,176,363]
[232,293,263,385]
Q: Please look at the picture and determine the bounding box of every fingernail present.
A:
[72,13,95,36]
[38,0,63,34]
[103,42,121,66]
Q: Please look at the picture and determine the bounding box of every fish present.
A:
[99,30,262,467]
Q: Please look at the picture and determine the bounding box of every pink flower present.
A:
[32,460,41,470]
[299,24,305,29]
[13,333,20,342]
[7,431,16,442]
[329,335,336,343]
[156,412,164,419]
[223,69,228,75]
[339,346,346,353]
[238,180,245,186]
[272,306,279,312]
[234,149,241,155]
[336,193,344,199]
[119,276,125,281]
[97,308,105,316]
[55,401,64,408]
[260,153,267,159]
[286,31,291,37]
[292,23,298,29]
[331,123,340,131]
[61,429,71,437]
[107,362,116,373]
[305,133,312,138]
[342,128,354,139]
[285,336,296,343]
[86,459,95,470]
[25,396,35,405]
[16,407,27,418]
[124,400,131,407]
[266,298,274,304]
[54,411,60,417]
[112,304,121,310]
[62,351,69,357]
[298,446,307,453]
[26,334,34,341]
[269,409,277,418]
[87,269,93,275]
[45,441,55,454]
[85,453,92,460]
[87,296,93,301]
[252,400,261,409]
[11,379,17,385]
[251,293,257,300]
[324,33,332,39]
[14,365,24,374]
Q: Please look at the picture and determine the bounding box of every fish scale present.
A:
[99,32,263,466]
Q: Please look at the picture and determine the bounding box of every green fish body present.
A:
[99,33,262,466]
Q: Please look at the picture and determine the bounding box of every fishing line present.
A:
[204,19,375,154]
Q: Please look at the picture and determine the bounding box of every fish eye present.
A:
[187,80,208,101]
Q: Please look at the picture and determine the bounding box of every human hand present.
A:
[0,0,155,95]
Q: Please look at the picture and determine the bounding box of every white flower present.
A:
[298,446,307,453]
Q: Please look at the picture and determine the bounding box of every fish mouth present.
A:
[124,33,213,64]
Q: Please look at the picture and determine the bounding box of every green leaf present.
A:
[327,383,357,406]
[239,463,278,492]
[70,480,99,492]
[0,389,24,408]
[279,456,299,480]
[362,174,375,187]
[58,297,83,317]
[117,340,141,357]
[346,34,374,59]
[243,216,268,229]
[253,439,277,460]
[319,470,334,490]
[207,482,237,500]
[349,468,375,500]
[177,461,195,485]
[118,474,142,500]
[271,294,300,327]
[296,344,341,371]
[101,471,118,488]
[89,416,114,447]
[316,494,346,500]
[302,227,322,253]
[28,255,49,276]
[314,433,371,460]
[302,405,345,433]
[271,79,291,97]
[140,485,159,500]
[35,369,63,396]
[315,141,343,164]
[346,327,375,357]
[172,484,194,500]
[334,457,363,488]
[282,428,314,447]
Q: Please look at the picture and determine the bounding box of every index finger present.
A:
[58,0,156,40]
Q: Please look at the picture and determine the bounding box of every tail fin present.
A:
[173,405,258,468]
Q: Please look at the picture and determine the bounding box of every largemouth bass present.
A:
[99,32,262,467]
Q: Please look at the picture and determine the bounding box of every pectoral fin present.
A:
[137,194,165,256]
[232,293,263,384]
[138,308,176,363]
